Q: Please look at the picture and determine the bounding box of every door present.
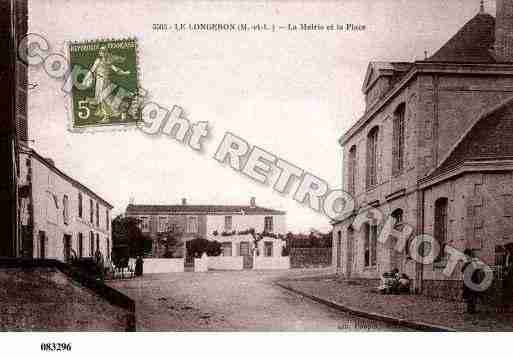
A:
[240,241,253,269]
[63,234,72,263]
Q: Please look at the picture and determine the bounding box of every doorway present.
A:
[63,234,72,263]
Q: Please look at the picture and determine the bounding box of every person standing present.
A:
[462,249,479,314]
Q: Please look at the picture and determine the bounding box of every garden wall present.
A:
[208,256,244,270]
[143,258,184,273]
[289,248,332,268]
[254,256,290,270]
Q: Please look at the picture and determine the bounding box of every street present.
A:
[110,269,410,331]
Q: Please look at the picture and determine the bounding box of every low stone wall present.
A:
[254,256,290,270]
[290,248,332,268]
[143,258,184,274]
[208,256,244,271]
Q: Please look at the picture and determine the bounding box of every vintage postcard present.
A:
[2,0,513,356]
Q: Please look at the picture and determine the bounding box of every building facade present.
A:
[125,198,286,268]
[18,145,113,262]
[333,2,513,300]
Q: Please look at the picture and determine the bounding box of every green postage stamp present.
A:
[68,38,141,129]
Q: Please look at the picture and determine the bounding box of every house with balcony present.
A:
[125,197,287,269]
[333,1,513,301]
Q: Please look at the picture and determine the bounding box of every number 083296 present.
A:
[40,343,72,351]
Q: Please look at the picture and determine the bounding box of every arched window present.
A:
[348,145,357,193]
[366,126,379,188]
[392,103,406,175]
[434,198,449,262]
[364,223,378,267]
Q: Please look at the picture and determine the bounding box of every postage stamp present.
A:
[68,38,141,129]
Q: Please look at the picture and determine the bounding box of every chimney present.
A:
[181,198,187,205]
[129,197,135,205]
[250,197,256,208]
[495,0,513,62]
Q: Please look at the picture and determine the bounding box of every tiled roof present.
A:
[424,95,513,181]
[126,204,286,215]
[426,12,496,63]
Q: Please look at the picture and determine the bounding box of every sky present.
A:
[28,0,496,233]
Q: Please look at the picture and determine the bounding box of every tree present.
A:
[112,215,152,265]
[186,237,222,258]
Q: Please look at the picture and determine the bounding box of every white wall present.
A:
[254,256,290,270]
[142,258,184,273]
[208,256,244,270]
[23,151,111,262]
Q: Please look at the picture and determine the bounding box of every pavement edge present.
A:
[275,281,455,332]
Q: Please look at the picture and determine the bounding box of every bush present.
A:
[163,251,175,258]
[70,257,105,280]
[186,237,222,258]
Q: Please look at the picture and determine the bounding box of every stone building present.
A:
[18,144,113,262]
[332,1,513,300]
[125,197,286,269]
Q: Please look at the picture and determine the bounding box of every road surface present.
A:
[110,269,409,331]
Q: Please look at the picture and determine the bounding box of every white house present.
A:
[125,197,288,270]
[18,145,113,263]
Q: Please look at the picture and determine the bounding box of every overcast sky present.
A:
[28,0,495,233]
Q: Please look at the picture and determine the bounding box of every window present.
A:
[264,216,273,233]
[187,216,198,233]
[264,241,273,257]
[364,223,378,267]
[366,126,379,188]
[62,195,69,225]
[158,216,168,233]
[140,217,150,232]
[96,233,100,255]
[107,238,110,259]
[348,145,357,194]
[392,104,406,175]
[224,216,232,232]
[222,242,232,256]
[391,208,404,227]
[78,193,83,218]
[434,198,448,263]
[106,210,109,230]
[90,231,94,256]
[39,231,46,259]
[89,199,93,223]
[96,202,99,227]
[78,232,83,258]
